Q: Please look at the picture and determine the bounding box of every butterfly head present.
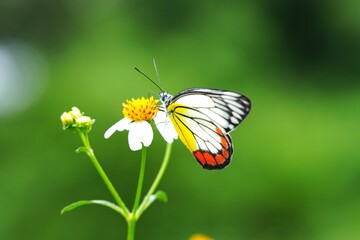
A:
[159,92,173,108]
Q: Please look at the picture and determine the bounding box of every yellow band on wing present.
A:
[168,103,197,152]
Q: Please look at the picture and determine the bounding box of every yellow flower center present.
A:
[122,97,159,121]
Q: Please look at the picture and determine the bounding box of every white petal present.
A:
[154,111,178,143]
[138,121,154,147]
[104,118,132,139]
[128,121,154,151]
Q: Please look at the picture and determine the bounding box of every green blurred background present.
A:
[1,0,360,239]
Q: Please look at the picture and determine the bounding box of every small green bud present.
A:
[69,107,82,119]
[61,107,94,133]
[75,116,95,132]
[61,111,75,129]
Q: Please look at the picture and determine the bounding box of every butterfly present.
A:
[158,88,251,170]
[135,63,251,170]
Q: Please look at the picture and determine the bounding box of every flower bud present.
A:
[76,116,95,132]
[69,107,82,119]
[60,112,75,129]
[189,234,214,240]
[61,107,94,133]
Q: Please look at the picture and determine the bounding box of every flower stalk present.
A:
[78,130,130,217]
[136,142,172,218]
[61,104,174,240]
[132,146,147,214]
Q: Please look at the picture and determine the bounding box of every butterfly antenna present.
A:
[134,67,164,92]
[153,58,162,88]
[148,90,159,98]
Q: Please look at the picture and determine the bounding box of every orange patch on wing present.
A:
[215,127,222,135]
[215,154,225,164]
[194,151,205,165]
[220,136,228,148]
[204,152,216,166]
[222,148,229,158]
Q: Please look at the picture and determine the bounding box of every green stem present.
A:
[135,143,172,218]
[127,146,147,240]
[132,146,147,213]
[79,132,130,217]
[127,218,136,240]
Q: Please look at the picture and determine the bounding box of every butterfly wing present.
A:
[167,88,251,170]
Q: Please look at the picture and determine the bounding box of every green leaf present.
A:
[152,190,168,203]
[144,190,168,210]
[76,147,89,154]
[61,200,125,217]
[135,191,168,218]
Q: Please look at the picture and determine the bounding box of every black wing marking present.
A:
[171,88,251,133]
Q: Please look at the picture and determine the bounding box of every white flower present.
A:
[153,110,178,143]
[105,118,154,151]
[104,97,158,151]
